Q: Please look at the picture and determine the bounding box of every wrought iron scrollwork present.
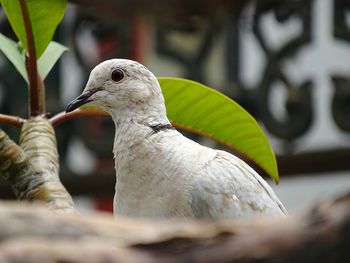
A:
[332,0,350,132]
[155,15,217,83]
[253,0,314,140]
[333,0,350,42]
[331,76,350,132]
[155,1,317,141]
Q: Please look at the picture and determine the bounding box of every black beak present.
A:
[66,90,96,113]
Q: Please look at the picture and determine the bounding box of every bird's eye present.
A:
[111,69,125,82]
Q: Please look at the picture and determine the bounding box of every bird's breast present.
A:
[113,135,195,218]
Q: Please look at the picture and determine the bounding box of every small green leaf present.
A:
[158,77,279,182]
[0,0,67,59]
[0,33,27,82]
[38,41,68,79]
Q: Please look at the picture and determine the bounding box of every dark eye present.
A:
[111,68,125,82]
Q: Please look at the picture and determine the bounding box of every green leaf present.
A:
[0,0,67,59]
[0,33,27,82]
[158,77,279,183]
[38,41,68,79]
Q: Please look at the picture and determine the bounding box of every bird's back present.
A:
[113,123,286,219]
[189,147,287,219]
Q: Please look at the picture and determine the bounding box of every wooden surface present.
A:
[0,192,349,262]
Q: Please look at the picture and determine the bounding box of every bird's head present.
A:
[66,59,167,122]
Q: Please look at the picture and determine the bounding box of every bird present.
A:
[66,59,287,219]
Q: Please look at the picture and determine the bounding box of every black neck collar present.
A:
[147,123,174,135]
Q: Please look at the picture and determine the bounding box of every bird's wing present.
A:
[189,149,287,219]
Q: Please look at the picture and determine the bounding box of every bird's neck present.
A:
[109,104,171,157]
[110,105,175,208]
[110,110,170,133]
[109,100,169,126]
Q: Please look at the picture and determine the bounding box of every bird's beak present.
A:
[66,89,97,113]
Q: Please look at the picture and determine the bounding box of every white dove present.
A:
[66,59,287,219]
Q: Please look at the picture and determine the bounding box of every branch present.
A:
[0,114,26,127]
[0,192,349,262]
[19,0,45,116]
[49,108,109,127]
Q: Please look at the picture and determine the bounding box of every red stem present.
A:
[0,114,26,127]
[49,109,109,127]
[19,0,45,117]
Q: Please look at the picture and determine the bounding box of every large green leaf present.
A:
[158,78,279,182]
[0,33,27,81]
[38,41,68,79]
[0,0,67,59]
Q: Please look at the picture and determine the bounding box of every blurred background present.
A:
[0,0,349,213]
